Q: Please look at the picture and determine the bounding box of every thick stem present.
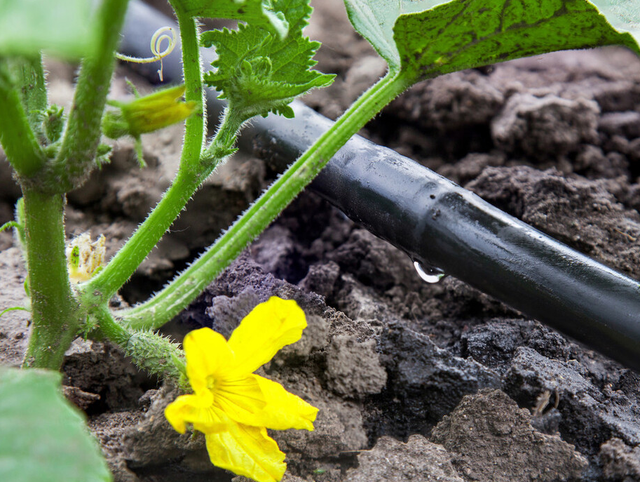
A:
[21,189,81,369]
[0,61,46,178]
[54,0,130,191]
[121,72,410,329]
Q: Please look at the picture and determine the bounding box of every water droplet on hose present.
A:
[413,261,445,283]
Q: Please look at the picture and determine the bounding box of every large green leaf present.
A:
[170,0,288,38]
[0,0,96,58]
[589,0,640,45]
[344,0,640,83]
[0,368,112,482]
[343,0,447,70]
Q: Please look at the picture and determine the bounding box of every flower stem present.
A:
[121,72,410,329]
[93,306,185,381]
[21,189,81,370]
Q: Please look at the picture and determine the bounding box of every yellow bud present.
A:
[103,85,198,139]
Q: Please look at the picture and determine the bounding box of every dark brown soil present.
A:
[2,0,640,481]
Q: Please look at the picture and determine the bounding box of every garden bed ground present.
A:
[2,0,640,481]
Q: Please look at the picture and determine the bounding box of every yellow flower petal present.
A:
[254,375,318,431]
[184,328,235,398]
[125,85,198,135]
[164,394,228,435]
[227,297,306,377]
[205,412,286,482]
[214,375,267,426]
[213,375,318,432]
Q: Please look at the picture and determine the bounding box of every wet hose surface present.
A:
[121,1,640,371]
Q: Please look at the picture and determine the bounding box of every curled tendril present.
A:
[115,26,176,81]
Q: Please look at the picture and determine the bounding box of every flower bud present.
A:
[103,85,197,139]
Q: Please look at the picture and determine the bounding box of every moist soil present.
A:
[2,1,640,481]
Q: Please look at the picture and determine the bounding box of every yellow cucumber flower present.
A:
[165,297,318,482]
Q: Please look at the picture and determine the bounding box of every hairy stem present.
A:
[79,9,212,304]
[93,306,185,381]
[174,11,206,171]
[81,109,243,304]
[0,61,46,178]
[54,0,130,191]
[121,72,410,329]
[22,189,81,369]
[8,55,47,140]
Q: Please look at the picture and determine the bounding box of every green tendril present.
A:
[0,306,30,319]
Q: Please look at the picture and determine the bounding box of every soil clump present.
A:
[2,0,640,480]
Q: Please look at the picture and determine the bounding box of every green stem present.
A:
[121,72,410,329]
[8,55,47,141]
[174,9,206,171]
[82,170,200,302]
[82,111,243,304]
[21,189,81,369]
[10,55,47,142]
[93,306,185,381]
[0,61,46,178]
[92,306,130,345]
[54,0,129,192]
[78,10,214,304]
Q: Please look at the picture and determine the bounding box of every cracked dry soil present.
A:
[2,0,640,480]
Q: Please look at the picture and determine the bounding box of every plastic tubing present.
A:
[120,1,640,372]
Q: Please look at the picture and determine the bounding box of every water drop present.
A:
[413,261,445,283]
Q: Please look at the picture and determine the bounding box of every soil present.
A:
[2,0,640,481]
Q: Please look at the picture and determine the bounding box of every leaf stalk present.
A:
[120,71,411,329]
[0,61,46,178]
[54,0,130,192]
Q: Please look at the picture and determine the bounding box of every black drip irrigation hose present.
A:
[120,2,640,372]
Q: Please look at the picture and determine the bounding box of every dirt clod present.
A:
[344,435,463,482]
[431,389,589,482]
[325,335,387,398]
[2,2,640,481]
[599,438,640,481]
[491,93,600,156]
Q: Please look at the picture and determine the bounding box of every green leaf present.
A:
[170,0,288,38]
[0,368,112,482]
[202,0,335,120]
[589,0,640,46]
[395,0,640,82]
[343,0,447,71]
[0,0,96,58]
[345,0,640,83]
